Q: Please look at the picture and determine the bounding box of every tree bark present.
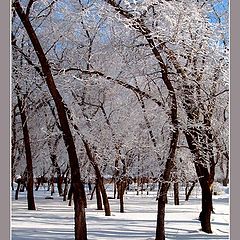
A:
[96,179,103,210]
[13,2,87,239]
[117,180,127,213]
[185,181,197,201]
[15,179,21,200]
[173,182,179,205]
[155,183,168,240]
[82,139,111,216]
[185,131,213,233]
[17,93,36,210]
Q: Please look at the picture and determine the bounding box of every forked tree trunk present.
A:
[48,133,63,196]
[17,93,36,210]
[118,180,127,213]
[13,2,87,239]
[96,179,103,210]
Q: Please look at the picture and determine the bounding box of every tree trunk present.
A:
[13,2,87,238]
[96,179,103,210]
[63,176,69,202]
[199,181,213,233]
[82,139,111,216]
[90,185,96,200]
[15,179,21,200]
[57,175,63,196]
[117,180,127,213]
[35,177,41,191]
[113,180,117,199]
[173,182,179,205]
[50,176,55,196]
[17,93,36,210]
[185,131,213,233]
[185,181,196,201]
[68,184,73,206]
[11,106,17,192]
[63,166,70,201]
[155,183,168,240]
[98,177,111,216]
[222,157,229,186]
[119,182,124,213]
[48,133,63,196]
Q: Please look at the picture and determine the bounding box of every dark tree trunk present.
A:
[15,179,21,200]
[11,106,17,192]
[222,154,229,187]
[199,180,213,233]
[185,131,213,233]
[17,93,36,211]
[48,133,63,196]
[50,176,55,196]
[119,183,124,213]
[88,182,92,192]
[82,139,111,216]
[63,166,70,201]
[35,177,41,191]
[96,180,103,210]
[57,175,63,196]
[97,177,111,216]
[185,181,197,201]
[63,177,69,202]
[113,180,117,199]
[90,185,96,200]
[68,184,73,206]
[155,183,168,240]
[222,178,228,187]
[13,2,87,239]
[173,182,179,205]
[117,180,127,213]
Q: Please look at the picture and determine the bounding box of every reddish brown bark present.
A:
[13,2,87,239]
[82,139,111,216]
[16,93,36,210]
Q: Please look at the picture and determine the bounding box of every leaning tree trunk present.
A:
[185,180,197,201]
[96,179,103,210]
[13,2,87,239]
[11,105,17,191]
[17,92,36,210]
[155,127,179,240]
[83,139,111,216]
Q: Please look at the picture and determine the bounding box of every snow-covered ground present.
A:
[11,184,229,240]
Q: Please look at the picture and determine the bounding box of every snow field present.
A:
[11,185,229,240]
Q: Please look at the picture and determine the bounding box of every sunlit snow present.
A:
[11,184,229,240]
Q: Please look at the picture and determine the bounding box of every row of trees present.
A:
[11,1,229,240]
